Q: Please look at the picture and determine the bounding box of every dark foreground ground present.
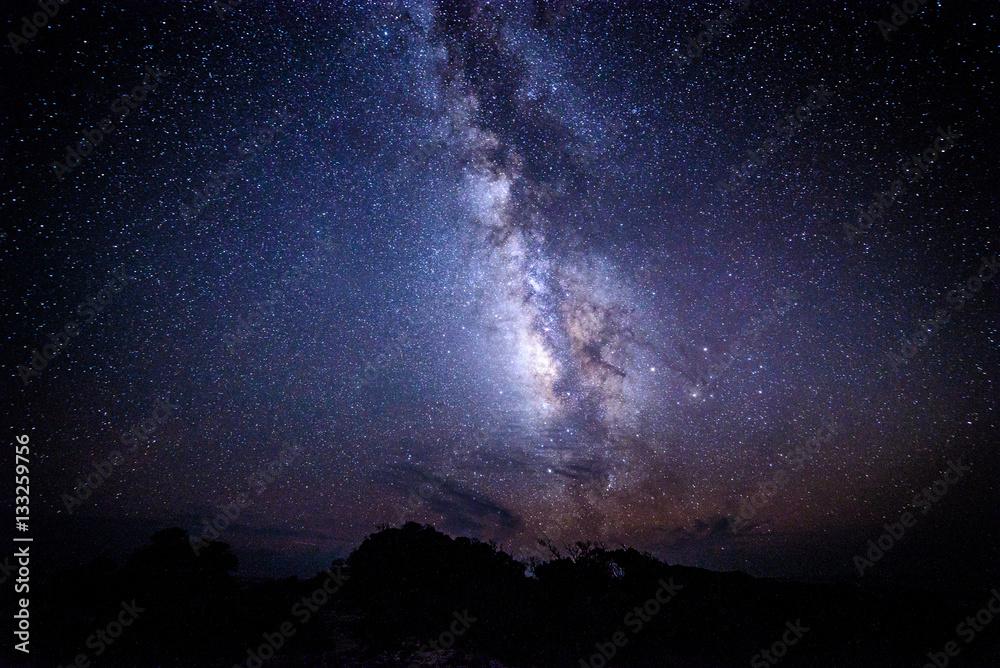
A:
[4,523,999,667]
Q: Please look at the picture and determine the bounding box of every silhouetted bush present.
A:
[22,523,1000,668]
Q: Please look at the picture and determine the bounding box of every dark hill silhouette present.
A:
[8,523,999,667]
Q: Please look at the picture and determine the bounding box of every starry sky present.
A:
[4,0,999,588]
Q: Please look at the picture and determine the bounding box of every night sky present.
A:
[4,0,999,590]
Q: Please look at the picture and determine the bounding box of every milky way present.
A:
[6,0,999,586]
